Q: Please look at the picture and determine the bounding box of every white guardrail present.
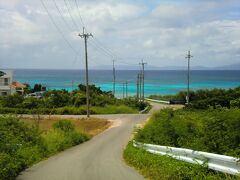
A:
[145,98,170,104]
[133,141,240,176]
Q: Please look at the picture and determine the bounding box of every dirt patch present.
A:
[20,117,112,137]
[108,119,122,129]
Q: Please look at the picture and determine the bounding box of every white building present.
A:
[0,70,16,96]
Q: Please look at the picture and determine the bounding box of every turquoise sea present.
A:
[14,69,240,97]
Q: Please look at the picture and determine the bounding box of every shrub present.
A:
[0,94,24,108]
[230,98,240,108]
[0,116,89,179]
[135,108,240,157]
[53,120,74,133]
[22,97,41,109]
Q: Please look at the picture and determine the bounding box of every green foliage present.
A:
[22,97,41,109]
[78,84,112,97]
[0,116,88,180]
[33,84,44,92]
[230,98,240,108]
[0,84,145,114]
[149,87,240,109]
[71,92,86,107]
[135,108,240,157]
[91,105,138,114]
[124,142,236,180]
[53,120,74,133]
[0,94,24,108]
[44,90,70,108]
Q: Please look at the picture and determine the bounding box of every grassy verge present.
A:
[0,105,138,115]
[123,108,240,179]
[124,141,237,180]
[135,108,240,157]
[0,116,110,180]
[21,117,111,137]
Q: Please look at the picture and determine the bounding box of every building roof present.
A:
[12,82,26,88]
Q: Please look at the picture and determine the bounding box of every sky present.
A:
[0,0,240,69]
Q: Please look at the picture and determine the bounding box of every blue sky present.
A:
[0,0,240,69]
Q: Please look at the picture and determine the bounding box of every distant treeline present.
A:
[0,84,148,115]
[149,87,240,109]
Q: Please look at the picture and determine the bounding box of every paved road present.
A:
[17,102,179,180]
[17,114,148,180]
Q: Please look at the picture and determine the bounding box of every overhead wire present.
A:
[40,0,79,55]
[52,0,74,32]
[74,0,86,28]
[63,0,80,31]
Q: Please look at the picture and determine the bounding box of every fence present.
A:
[145,98,170,104]
[133,141,240,176]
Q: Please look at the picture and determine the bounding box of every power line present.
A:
[74,0,85,28]
[89,39,114,58]
[63,0,80,31]
[92,37,117,57]
[53,0,74,32]
[40,0,79,55]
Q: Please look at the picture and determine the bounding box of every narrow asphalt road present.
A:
[17,102,176,180]
[17,114,148,180]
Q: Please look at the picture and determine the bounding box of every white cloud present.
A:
[0,0,240,69]
[0,10,44,48]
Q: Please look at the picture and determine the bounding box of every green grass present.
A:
[124,141,238,180]
[135,108,240,157]
[123,108,240,179]
[0,105,138,115]
[0,116,89,180]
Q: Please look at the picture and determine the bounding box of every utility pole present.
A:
[79,27,93,118]
[125,81,128,98]
[112,60,116,96]
[185,50,193,105]
[71,80,74,92]
[136,74,139,101]
[122,82,125,99]
[139,73,142,101]
[139,60,147,102]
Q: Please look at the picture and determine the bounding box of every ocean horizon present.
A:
[11,69,240,97]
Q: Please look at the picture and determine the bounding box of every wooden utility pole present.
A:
[79,27,93,118]
[122,82,125,99]
[112,60,116,96]
[139,73,142,101]
[139,60,147,102]
[185,51,193,105]
[136,74,139,101]
[125,81,128,98]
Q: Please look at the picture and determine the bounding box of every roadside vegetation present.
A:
[125,87,240,179]
[149,87,240,109]
[0,115,110,180]
[124,141,235,180]
[135,108,240,157]
[0,84,148,115]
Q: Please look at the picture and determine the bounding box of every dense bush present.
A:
[0,84,147,115]
[0,116,88,180]
[0,94,24,108]
[230,98,240,108]
[149,87,240,109]
[135,108,240,157]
